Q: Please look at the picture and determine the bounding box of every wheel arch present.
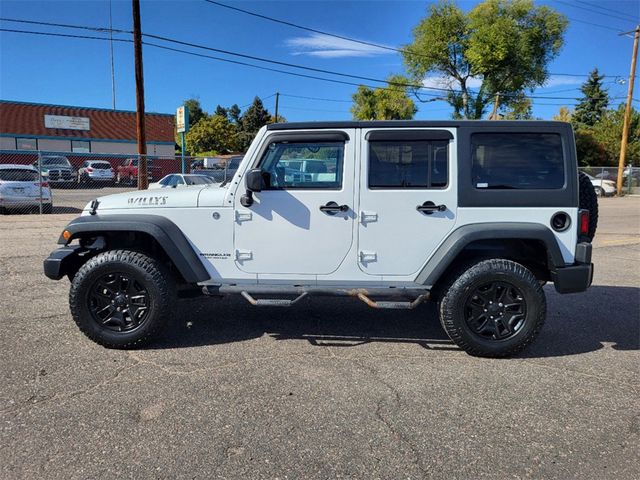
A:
[52,214,210,283]
[416,223,565,290]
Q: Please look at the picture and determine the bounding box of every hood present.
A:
[83,184,228,212]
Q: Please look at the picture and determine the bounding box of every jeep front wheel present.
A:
[69,250,176,349]
[438,259,546,358]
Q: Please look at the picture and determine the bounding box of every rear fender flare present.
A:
[415,222,565,287]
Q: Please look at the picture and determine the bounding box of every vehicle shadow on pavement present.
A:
[150,285,639,358]
[520,285,640,358]
[153,297,457,351]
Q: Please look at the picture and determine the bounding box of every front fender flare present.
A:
[55,214,210,283]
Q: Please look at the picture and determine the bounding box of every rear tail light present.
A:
[86,167,94,173]
[579,210,590,236]
[34,182,49,187]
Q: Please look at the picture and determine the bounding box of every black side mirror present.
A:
[241,168,266,207]
[245,168,265,192]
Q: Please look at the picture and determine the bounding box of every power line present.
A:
[574,1,639,22]
[0,16,630,80]
[0,26,629,103]
[202,0,417,58]
[0,16,131,33]
[280,93,352,103]
[554,1,638,25]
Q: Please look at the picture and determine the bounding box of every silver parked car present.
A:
[0,164,53,214]
[77,160,115,185]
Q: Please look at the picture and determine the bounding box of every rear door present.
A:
[357,128,458,276]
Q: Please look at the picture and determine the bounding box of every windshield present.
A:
[90,162,112,170]
[42,157,70,166]
[184,175,213,185]
[0,169,39,181]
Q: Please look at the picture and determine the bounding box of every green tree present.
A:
[552,106,573,123]
[402,0,567,119]
[228,104,242,124]
[238,97,272,150]
[573,68,609,126]
[185,115,239,155]
[183,98,207,126]
[351,75,417,120]
[214,105,228,119]
[501,93,533,120]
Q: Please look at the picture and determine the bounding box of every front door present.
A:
[357,128,458,276]
[233,130,356,275]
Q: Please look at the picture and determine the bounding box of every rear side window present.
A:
[0,169,38,181]
[369,140,448,189]
[471,133,564,189]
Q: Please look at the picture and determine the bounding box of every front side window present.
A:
[259,141,344,189]
[369,140,448,189]
[471,133,564,189]
[71,140,91,153]
[16,138,37,151]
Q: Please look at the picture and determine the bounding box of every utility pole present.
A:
[132,0,148,190]
[616,25,639,196]
[109,0,116,110]
[275,92,280,122]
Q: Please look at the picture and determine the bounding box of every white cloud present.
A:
[421,75,581,91]
[286,33,392,58]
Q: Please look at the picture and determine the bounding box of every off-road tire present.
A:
[578,172,598,241]
[69,250,176,349]
[439,259,546,358]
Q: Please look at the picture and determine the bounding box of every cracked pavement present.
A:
[1,197,638,479]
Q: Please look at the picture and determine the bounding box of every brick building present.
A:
[0,100,175,156]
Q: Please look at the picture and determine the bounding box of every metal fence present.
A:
[579,166,640,196]
[0,150,240,215]
[2,151,638,216]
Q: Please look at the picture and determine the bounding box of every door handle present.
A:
[417,201,447,214]
[320,201,349,215]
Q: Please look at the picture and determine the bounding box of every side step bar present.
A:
[203,285,430,310]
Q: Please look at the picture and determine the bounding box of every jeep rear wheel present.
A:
[69,250,176,349]
[439,259,546,358]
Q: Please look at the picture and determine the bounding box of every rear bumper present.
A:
[44,246,83,280]
[551,242,593,294]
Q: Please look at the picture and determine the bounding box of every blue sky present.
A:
[0,0,638,121]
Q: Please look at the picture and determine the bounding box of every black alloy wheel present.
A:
[463,281,526,341]
[88,272,150,332]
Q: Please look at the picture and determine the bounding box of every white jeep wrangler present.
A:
[44,121,597,357]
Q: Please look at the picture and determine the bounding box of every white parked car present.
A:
[584,173,615,197]
[0,164,52,214]
[77,160,115,184]
[149,173,216,189]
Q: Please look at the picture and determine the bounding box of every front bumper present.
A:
[44,246,83,280]
[551,242,593,294]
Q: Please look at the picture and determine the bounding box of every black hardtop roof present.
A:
[267,120,569,130]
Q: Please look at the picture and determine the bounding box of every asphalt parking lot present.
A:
[1,197,638,479]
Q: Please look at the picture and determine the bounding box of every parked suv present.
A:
[0,164,52,213]
[34,155,76,186]
[44,121,597,357]
[77,160,115,185]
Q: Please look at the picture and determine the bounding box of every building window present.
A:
[16,138,37,151]
[71,140,91,153]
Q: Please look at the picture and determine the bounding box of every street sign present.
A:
[176,105,189,133]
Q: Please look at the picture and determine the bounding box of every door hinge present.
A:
[359,251,377,263]
[235,249,253,261]
[235,211,252,223]
[360,211,378,224]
